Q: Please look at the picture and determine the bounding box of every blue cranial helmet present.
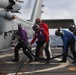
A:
[55,27,63,36]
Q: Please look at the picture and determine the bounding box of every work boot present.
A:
[12,59,19,62]
[46,60,50,63]
[28,59,34,63]
[34,57,39,61]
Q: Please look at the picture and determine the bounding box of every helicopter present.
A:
[0,0,43,51]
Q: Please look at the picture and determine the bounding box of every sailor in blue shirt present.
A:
[55,27,76,63]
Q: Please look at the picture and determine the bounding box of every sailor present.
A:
[12,23,34,62]
[29,24,50,63]
[36,18,49,34]
[55,27,76,63]
[35,18,52,58]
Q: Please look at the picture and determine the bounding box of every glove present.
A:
[42,42,47,49]
[27,44,32,50]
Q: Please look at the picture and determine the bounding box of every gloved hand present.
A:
[42,42,47,49]
[27,44,32,50]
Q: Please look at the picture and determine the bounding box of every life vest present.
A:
[35,28,45,42]
[17,27,29,46]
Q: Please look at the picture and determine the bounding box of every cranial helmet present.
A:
[68,25,75,32]
[36,18,42,24]
[33,24,39,31]
[17,23,22,31]
[55,30,59,36]
[55,27,63,36]
[17,23,21,27]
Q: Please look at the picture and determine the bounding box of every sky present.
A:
[15,0,76,35]
[16,0,76,24]
[42,0,76,22]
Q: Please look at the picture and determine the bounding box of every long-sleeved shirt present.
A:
[39,22,49,34]
[30,28,49,45]
[61,30,75,51]
[17,26,28,46]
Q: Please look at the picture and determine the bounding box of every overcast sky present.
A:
[42,0,76,20]
[15,0,76,35]
[16,0,76,24]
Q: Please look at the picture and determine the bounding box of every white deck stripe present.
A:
[7,58,69,75]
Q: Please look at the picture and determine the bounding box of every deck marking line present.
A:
[7,58,69,75]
